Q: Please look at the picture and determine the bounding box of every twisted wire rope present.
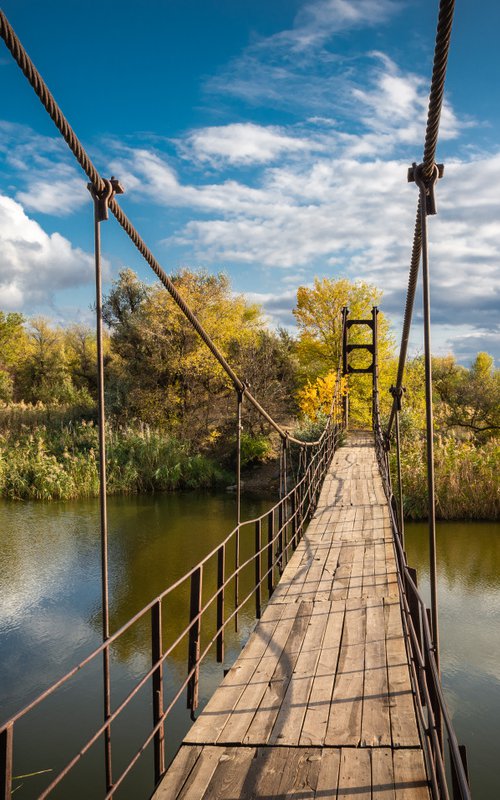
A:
[386,0,455,437]
[0,8,336,448]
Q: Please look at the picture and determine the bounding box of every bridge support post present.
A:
[255,520,262,619]
[88,180,123,795]
[151,600,165,784]
[187,567,202,720]
[234,390,243,632]
[216,545,225,663]
[267,510,274,596]
[0,723,13,800]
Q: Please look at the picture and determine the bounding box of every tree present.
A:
[103,268,267,441]
[293,278,394,425]
[433,352,500,440]
[17,318,74,404]
[0,312,28,402]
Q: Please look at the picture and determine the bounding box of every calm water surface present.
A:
[0,496,498,798]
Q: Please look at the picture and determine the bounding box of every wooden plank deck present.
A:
[153,431,430,799]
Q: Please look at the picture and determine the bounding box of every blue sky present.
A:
[1,0,499,364]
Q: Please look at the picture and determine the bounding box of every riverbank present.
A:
[0,417,497,520]
[0,421,229,500]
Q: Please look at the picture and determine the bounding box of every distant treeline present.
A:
[0,270,497,517]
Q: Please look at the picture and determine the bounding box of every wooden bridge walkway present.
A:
[153,431,429,799]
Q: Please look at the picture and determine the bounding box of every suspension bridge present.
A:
[0,1,473,798]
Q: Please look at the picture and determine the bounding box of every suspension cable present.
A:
[386,0,456,439]
[0,8,337,449]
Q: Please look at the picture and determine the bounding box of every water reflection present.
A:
[1,501,498,798]
[0,492,273,799]
[405,521,500,800]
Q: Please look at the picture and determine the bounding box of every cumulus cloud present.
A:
[0,121,89,215]
[0,194,95,311]
[181,123,319,166]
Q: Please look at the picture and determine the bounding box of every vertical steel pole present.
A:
[187,566,203,720]
[235,389,242,632]
[90,188,113,794]
[419,185,440,678]
[216,544,225,663]
[267,510,274,596]
[395,407,405,549]
[151,600,165,784]
[0,724,13,800]
[255,519,262,619]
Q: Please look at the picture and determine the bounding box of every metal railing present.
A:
[0,396,343,799]
[373,405,471,800]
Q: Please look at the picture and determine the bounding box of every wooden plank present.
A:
[384,597,420,748]
[315,748,341,797]
[372,749,396,800]
[393,749,430,799]
[151,745,202,799]
[200,747,256,800]
[176,746,224,800]
[216,601,306,745]
[274,748,321,798]
[300,600,345,746]
[325,597,366,746]
[361,597,391,746]
[268,600,331,745]
[241,601,312,744]
[337,748,371,800]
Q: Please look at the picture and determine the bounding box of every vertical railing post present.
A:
[0,724,13,800]
[394,391,405,549]
[151,600,165,784]
[216,545,225,663]
[187,566,203,720]
[235,389,243,632]
[291,490,297,551]
[255,519,262,619]
[267,510,274,596]
[277,499,284,575]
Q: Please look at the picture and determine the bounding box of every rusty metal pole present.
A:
[89,181,118,795]
[417,179,440,686]
[395,402,405,550]
[235,389,243,632]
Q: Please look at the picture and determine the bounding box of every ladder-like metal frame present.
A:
[341,306,379,427]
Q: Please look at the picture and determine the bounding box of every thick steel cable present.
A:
[386,0,455,438]
[422,0,456,177]
[0,8,332,449]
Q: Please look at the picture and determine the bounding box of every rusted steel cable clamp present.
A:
[408,162,444,216]
[88,177,124,220]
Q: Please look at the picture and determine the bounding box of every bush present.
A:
[0,420,229,501]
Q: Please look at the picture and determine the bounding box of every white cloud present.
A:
[0,194,95,311]
[182,123,318,166]
[259,0,397,53]
[0,122,89,216]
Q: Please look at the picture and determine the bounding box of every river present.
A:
[0,494,498,798]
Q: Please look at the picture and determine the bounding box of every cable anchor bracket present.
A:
[87,176,124,221]
[389,384,405,412]
[407,162,444,216]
